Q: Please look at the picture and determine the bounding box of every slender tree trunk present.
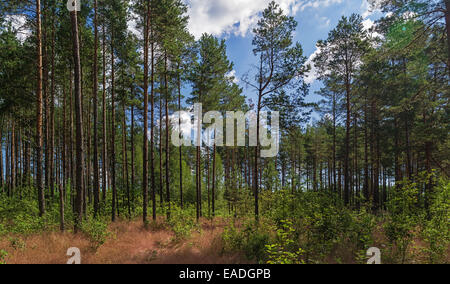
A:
[0,126,4,190]
[254,93,262,221]
[344,75,351,206]
[122,103,130,217]
[445,0,450,75]
[49,8,56,201]
[131,105,135,212]
[142,0,150,225]
[159,96,164,209]
[71,9,84,232]
[164,54,170,220]
[110,32,117,223]
[11,121,16,196]
[59,183,65,232]
[150,29,156,221]
[212,141,216,217]
[92,0,100,217]
[102,24,108,203]
[36,0,46,217]
[178,70,183,209]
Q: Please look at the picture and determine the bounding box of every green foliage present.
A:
[221,220,272,263]
[0,250,7,264]
[8,236,26,250]
[167,203,199,242]
[0,195,62,235]
[266,220,304,264]
[421,178,450,264]
[80,217,111,249]
[385,178,421,263]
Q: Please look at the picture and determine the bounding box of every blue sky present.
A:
[184,0,385,121]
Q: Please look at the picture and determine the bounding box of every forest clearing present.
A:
[0,0,449,265]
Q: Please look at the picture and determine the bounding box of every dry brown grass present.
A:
[0,218,250,264]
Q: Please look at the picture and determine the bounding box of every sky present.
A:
[4,0,385,123]
[183,0,385,122]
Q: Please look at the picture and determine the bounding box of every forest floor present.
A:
[0,218,251,264]
[1,217,448,264]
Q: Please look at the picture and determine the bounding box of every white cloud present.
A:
[362,18,374,30]
[304,45,322,84]
[4,15,31,43]
[227,70,239,84]
[184,0,345,39]
[361,0,382,19]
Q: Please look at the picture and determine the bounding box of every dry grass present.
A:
[0,218,250,264]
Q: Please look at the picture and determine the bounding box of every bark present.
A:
[164,54,170,220]
[142,0,150,225]
[150,24,156,221]
[49,9,56,200]
[212,142,216,217]
[159,95,164,209]
[36,0,46,217]
[102,24,108,203]
[110,32,117,223]
[445,1,450,75]
[59,184,65,232]
[131,105,135,212]
[71,10,84,232]
[10,121,15,196]
[0,126,3,190]
[92,0,100,218]
[178,69,183,209]
[122,102,130,217]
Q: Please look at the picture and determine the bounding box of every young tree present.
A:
[243,1,308,220]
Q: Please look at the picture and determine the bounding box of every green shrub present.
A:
[266,220,304,264]
[242,226,270,262]
[221,220,272,263]
[0,250,7,264]
[421,178,450,263]
[385,179,421,264]
[167,204,199,242]
[221,221,243,254]
[81,217,110,249]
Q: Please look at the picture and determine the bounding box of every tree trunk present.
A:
[142,0,150,225]
[122,102,130,217]
[92,0,100,217]
[36,0,46,217]
[150,27,156,221]
[212,141,216,217]
[445,0,450,75]
[110,32,117,223]
[71,9,84,232]
[164,54,170,220]
[59,184,65,232]
[102,23,108,203]
[178,70,183,209]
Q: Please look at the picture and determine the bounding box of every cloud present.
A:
[304,45,322,84]
[362,18,374,30]
[4,15,31,43]
[227,70,239,84]
[184,0,345,39]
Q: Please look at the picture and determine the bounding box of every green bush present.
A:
[81,217,110,249]
[385,179,421,264]
[167,203,199,242]
[221,220,272,263]
[0,250,7,264]
[421,178,450,263]
[266,220,304,264]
